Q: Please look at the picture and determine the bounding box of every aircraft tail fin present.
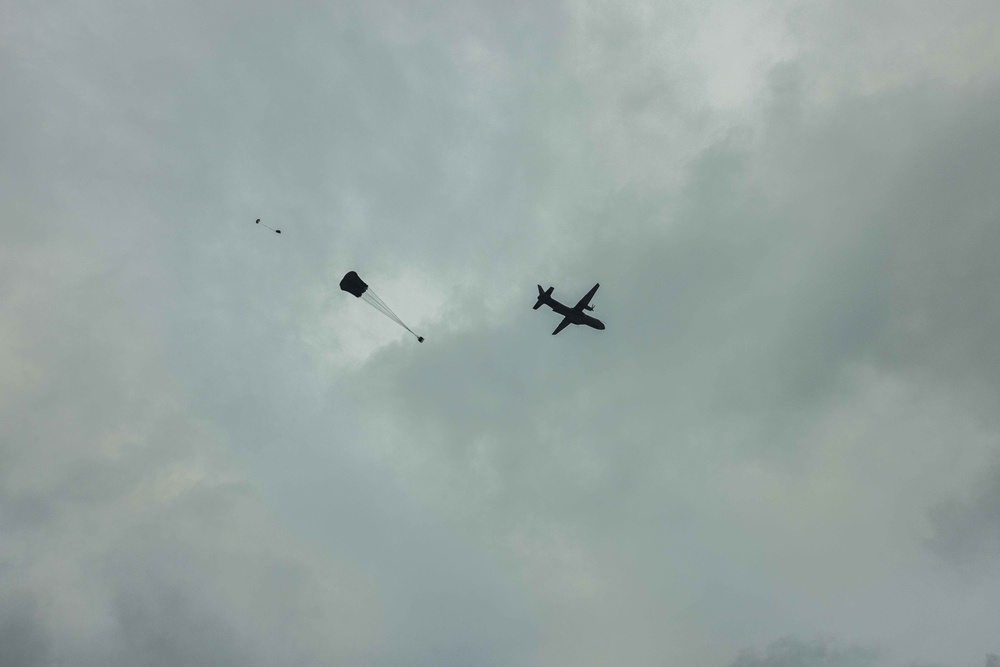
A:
[533,285,554,310]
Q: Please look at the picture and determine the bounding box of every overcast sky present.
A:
[3,1,1000,665]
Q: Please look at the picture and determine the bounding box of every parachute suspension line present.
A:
[362,290,394,318]
[362,296,403,329]
[361,291,403,327]
[368,291,407,328]
[361,289,422,340]
[340,272,423,342]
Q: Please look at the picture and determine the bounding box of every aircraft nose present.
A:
[595,320,605,330]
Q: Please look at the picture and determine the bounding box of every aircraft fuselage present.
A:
[543,297,605,329]
[534,284,605,334]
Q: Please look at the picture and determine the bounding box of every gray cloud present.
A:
[730,637,879,667]
[0,600,50,667]
[929,465,1000,570]
[346,30,1000,667]
[4,0,1000,665]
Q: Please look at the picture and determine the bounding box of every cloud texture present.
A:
[3,0,1000,665]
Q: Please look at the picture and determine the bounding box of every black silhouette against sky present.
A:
[533,283,605,335]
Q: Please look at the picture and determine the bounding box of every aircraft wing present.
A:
[552,317,572,335]
[574,283,600,311]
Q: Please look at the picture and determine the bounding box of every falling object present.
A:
[340,271,424,342]
[256,219,281,234]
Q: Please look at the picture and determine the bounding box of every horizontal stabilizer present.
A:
[533,285,554,310]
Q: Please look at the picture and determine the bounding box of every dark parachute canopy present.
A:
[339,270,369,297]
[340,271,424,342]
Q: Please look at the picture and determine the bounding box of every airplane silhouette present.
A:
[533,283,605,335]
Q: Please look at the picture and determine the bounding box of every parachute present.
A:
[255,218,280,234]
[340,271,424,343]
